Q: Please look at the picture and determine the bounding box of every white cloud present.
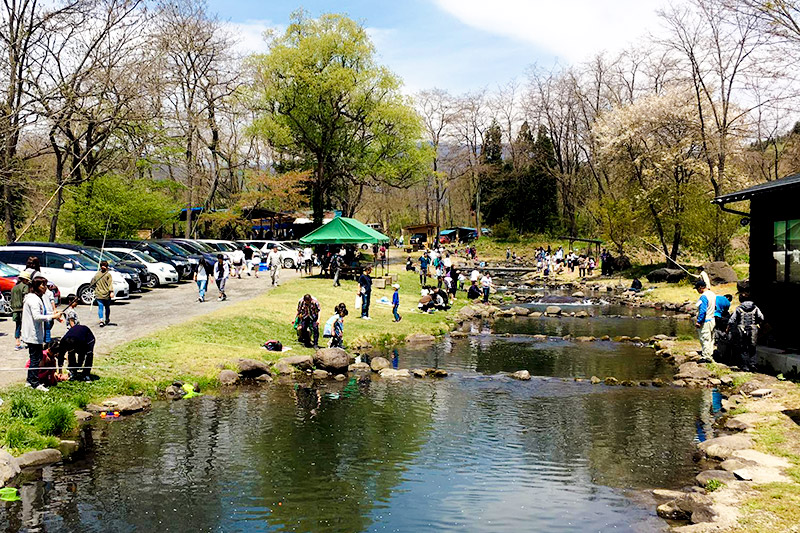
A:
[432,0,675,62]
[221,19,283,55]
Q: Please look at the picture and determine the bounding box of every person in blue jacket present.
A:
[695,279,717,361]
[391,284,401,322]
[419,252,430,285]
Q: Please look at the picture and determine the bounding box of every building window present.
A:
[773,219,800,283]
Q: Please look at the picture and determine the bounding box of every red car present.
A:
[0,261,18,293]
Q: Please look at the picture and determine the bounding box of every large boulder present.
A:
[701,261,738,285]
[235,358,272,378]
[15,449,62,469]
[646,268,687,283]
[86,395,151,414]
[379,368,410,379]
[511,370,531,380]
[510,306,530,316]
[674,362,713,381]
[544,306,562,316]
[370,357,391,372]
[0,450,20,487]
[313,348,350,374]
[673,492,717,523]
[696,469,736,486]
[280,355,314,371]
[698,434,753,460]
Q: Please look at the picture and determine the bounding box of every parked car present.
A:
[0,246,129,304]
[248,240,300,269]
[152,240,205,267]
[197,239,238,260]
[84,239,192,279]
[0,261,18,293]
[169,239,222,266]
[105,247,179,287]
[8,242,144,293]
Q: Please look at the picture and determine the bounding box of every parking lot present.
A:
[0,270,297,388]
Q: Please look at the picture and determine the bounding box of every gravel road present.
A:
[0,268,300,388]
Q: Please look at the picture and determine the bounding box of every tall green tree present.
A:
[249,11,426,224]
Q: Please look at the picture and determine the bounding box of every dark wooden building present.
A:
[713,173,800,349]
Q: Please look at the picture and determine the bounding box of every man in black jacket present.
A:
[358,266,373,319]
[50,324,95,381]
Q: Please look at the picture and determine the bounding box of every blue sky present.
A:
[208,0,672,94]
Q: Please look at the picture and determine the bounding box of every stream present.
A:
[0,302,712,532]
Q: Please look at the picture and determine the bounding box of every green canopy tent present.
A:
[300,217,391,274]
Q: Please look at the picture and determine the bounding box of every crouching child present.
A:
[323,303,348,348]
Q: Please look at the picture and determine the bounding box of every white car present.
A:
[197,239,238,261]
[0,246,129,304]
[240,240,300,269]
[106,247,179,287]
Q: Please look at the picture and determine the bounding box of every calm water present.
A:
[1,320,712,533]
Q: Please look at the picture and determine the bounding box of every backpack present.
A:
[264,340,283,352]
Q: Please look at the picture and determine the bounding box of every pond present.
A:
[0,317,712,532]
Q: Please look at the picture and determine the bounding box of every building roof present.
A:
[713,172,800,204]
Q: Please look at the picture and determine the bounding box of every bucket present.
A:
[259,263,269,272]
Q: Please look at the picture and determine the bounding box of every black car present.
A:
[167,239,218,267]
[7,242,144,292]
[84,239,192,279]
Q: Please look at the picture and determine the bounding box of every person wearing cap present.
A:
[91,260,113,327]
[392,283,401,322]
[10,270,31,350]
[694,279,717,361]
[22,275,62,391]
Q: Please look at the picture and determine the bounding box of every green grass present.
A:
[33,403,75,436]
[705,479,725,492]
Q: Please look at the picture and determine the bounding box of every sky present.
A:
[207,0,677,94]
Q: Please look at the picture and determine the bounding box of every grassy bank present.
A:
[0,269,468,454]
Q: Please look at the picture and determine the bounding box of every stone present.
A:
[701,261,738,284]
[235,358,272,378]
[510,306,530,316]
[370,357,391,372]
[750,388,772,398]
[74,410,93,422]
[86,395,151,414]
[218,370,238,385]
[720,375,734,386]
[334,374,346,381]
[58,440,80,457]
[15,449,62,469]
[379,368,410,379]
[698,435,753,460]
[590,376,601,385]
[672,379,687,387]
[411,368,426,378]
[530,312,542,318]
[733,467,792,484]
[657,501,690,521]
[430,369,448,378]
[696,469,736,486]
[0,450,20,487]
[450,331,467,338]
[280,355,314,371]
[255,374,273,383]
[544,306,562,316]
[719,458,756,472]
[575,310,589,318]
[511,370,531,380]
[651,378,666,387]
[614,336,631,343]
[272,360,295,375]
[458,307,477,319]
[646,268,687,283]
[349,362,371,372]
[620,380,635,387]
[731,449,792,469]
[674,362,713,381]
[313,348,350,373]
[674,492,717,523]
[724,417,753,432]
[604,377,619,386]
[653,489,685,501]
[312,369,330,380]
[406,333,436,344]
[571,291,585,298]
[575,336,596,342]
[600,335,610,341]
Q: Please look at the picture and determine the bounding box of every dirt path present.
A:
[0,268,300,388]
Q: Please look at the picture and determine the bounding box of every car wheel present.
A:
[283,258,294,269]
[145,273,159,288]
[78,285,95,305]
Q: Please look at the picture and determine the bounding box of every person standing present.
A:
[268,247,282,286]
[243,245,254,276]
[194,257,210,302]
[11,270,30,350]
[480,271,493,304]
[91,260,113,327]
[231,247,245,278]
[694,279,717,362]
[213,254,230,301]
[358,266,373,319]
[419,252,430,286]
[391,283,401,322]
[22,276,62,391]
[727,283,764,372]
[332,253,343,287]
[303,246,313,275]
[251,247,261,278]
[296,293,321,348]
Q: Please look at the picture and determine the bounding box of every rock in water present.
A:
[235,358,272,378]
[511,370,531,380]
[280,355,314,371]
[0,450,20,488]
[695,469,736,486]
[604,377,619,386]
[218,370,238,385]
[510,306,530,316]
[313,348,350,373]
[86,396,151,414]
[544,306,562,316]
[370,357,391,372]
[312,369,330,380]
[701,261,738,284]
[379,368,410,379]
[15,449,62,469]
[571,291,584,298]
[590,376,601,385]
[406,333,436,344]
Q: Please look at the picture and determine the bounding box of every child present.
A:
[727,282,764,372]
[392,284,402,322]
[64,296,80,329]
[324,303,348,348]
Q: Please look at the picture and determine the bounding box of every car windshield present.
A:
[133,251,157,263]
[81,248,117,266]
[187,241,214,253]
[219,242,238,251]
[158,242,191,256]
[146,242,173,256]
[0,261,19,277]
[70,253,99,270]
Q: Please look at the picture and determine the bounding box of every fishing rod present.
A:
[639,238,695,276]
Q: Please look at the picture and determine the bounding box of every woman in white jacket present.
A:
[22,276,62,391]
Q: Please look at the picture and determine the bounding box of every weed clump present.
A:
[33,403,76,436]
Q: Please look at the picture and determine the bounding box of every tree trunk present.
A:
[312,159,324,225]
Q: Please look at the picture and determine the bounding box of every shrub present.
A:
[34,403,76,436]
[492,221,519,243]
[3,422,60,452]
[10,396,39,419]
[705,479,725,492]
